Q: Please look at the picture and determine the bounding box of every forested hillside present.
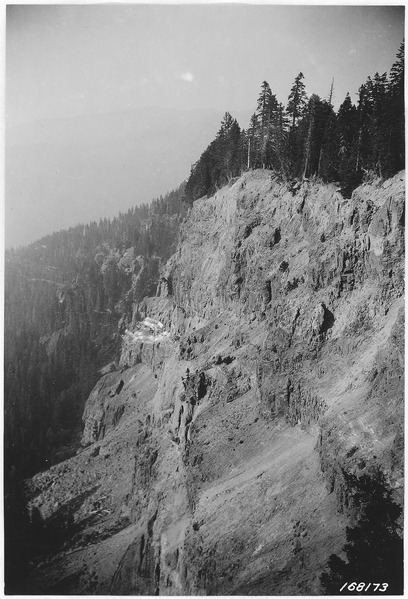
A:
[5,185,186,481]
[185,42,404,203]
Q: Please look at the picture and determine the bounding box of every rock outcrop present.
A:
[22,170,404,594]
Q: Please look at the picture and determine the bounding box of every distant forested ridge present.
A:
[184,42,404,203]
[5,185,186,481]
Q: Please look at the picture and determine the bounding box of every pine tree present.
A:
[215,112,242,182]
[327,78,335,106]
[252,81,286,171]
[370,72,390,177]
[185,113,244,201]
[337,93,361,195]
[286,74,309,178]
[184,148,213,204]
[387,41,405,174]
[246,113,258,170]
[355,82,370,174]
[256,81,274,168]
[271,103,290,177]
[287,72,308,129]
[318,108,339,181]
[302,94,319,178]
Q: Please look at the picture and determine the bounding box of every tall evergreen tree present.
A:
[184,149,213,204]
[246,113,258,170]
[370,72,390,177]
[256,81,275,168]
[184,113,244,202]
[337,93,361,194]
[355,82,370,174]
[271,103,290,177]
[299,95,323,179]
[302,94,320,178]
[287,72,308,128]
[387,41,405,174]
[252,81,286,170]
[318,107,339,181]
[327,78,335,106]
[216,112,243,182]
[286,74,309,178]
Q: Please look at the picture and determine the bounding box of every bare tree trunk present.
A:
[355,128,362,172]
[303,98,316,179]
[317,147,323,178]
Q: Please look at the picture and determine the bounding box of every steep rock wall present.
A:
[23,170,404,595]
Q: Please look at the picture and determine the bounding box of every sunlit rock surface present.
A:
[23,170,404,595]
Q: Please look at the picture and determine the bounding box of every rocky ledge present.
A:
[23,170,404,594]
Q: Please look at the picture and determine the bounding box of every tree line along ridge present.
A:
[184,41,404,203]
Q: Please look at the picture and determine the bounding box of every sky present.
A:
[4,3,405,247]
[6,4,404,124]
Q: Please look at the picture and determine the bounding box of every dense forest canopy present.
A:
[184,42,404,203]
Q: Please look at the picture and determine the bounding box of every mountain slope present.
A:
[16,170,404,594]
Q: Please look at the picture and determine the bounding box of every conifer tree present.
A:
[287,72,308,128]
[184,113,244,201]
[216,112,243,182]
[337,93,360,194]
[253,81,286,170]
[246,113,258,170]
[271,103,290,177]
[318,107,339,181]
[302,94,319,178]
[387,41,404,174]
[355,82,370,174]
[256,81,274,168]
[370,72,390,177]
[327,78,335,106]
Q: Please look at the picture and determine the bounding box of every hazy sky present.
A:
[7,4,404,126]
[4,3,405,248]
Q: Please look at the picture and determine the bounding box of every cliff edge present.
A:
[23,170,404,595]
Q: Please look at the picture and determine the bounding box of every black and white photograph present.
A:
[4,3,405,595]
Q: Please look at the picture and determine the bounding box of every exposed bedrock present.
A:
[23,170,404,594]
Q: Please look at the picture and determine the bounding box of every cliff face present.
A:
[23,170,404,595]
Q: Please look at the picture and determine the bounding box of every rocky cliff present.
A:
[22,170,404,594]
